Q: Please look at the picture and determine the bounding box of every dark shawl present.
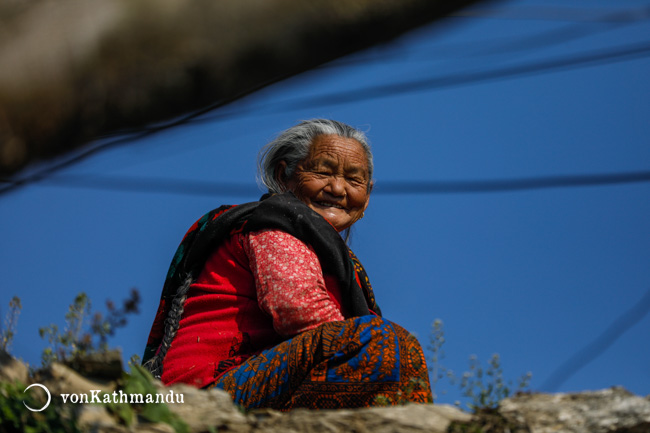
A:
[143,192,380,366]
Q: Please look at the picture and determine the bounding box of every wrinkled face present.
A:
[281,134,371,232]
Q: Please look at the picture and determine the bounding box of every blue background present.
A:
[1,0,649,406]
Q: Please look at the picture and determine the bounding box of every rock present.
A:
[64,350,124,381]
[159,382,250,433]
[135,424,176,433]
[79,421,174,433]
[36,362,115,396]
[498,387,650,433]
[155,378,471,433]
[0,348,28,384]
[76,397,177,433]
[77,405,120,430]
[2,353,649,433]
[251,403,472,433]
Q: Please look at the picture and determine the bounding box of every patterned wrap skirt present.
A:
[209,315,433,410]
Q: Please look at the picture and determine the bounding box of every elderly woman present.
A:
[143,119,432,409]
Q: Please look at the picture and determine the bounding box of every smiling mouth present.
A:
[314,201,345,210]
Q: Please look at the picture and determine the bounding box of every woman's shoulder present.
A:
[243,229,316,256]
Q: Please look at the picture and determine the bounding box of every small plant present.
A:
[459,354,532,411]
[372,377,431,406]
[428,319,455,401]
[39,293,92,366]
[91,289,140,353]
[427,319,532,411]
[1,296,22,352]
[128,353,142,369]
[103,364,188,433]
[0,361,188,433]
[372,394,392,406]
[0,380,79,433]
[0,291,188,433]
[397,377,432,404]
[39,290,140,366]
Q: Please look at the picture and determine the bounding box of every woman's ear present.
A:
[361,180,373,213]
[276,161,288,186]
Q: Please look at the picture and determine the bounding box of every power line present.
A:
[19,170,650,197]
[374,171,650,194]
[181,39,650,128]
[253,40,650,112]
[540,287,650,392]
[89,9,650,174]
[450,5,650,23]
[40,175,258,197]
[2,38,650,197]
[322,6,650,67]
[0,81,284,196]
[453,8,650,59]
[135,38,650,132]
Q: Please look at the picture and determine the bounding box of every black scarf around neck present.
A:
[143,192,380,365]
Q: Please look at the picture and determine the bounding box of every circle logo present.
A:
[23,383,51,412]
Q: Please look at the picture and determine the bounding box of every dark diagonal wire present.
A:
[85,11,650,173]
[0,111,232,194]
[322,6,650,68]
[2,39,650,197]
[460,8,650,58]
[451,5,650,23]
[0,78,287,196]
[187,39,650,126]
[22,170,650,197]
[540,287,650,392]
[41,175,259,197]
[374,171,650,194]
[259,40,650,112]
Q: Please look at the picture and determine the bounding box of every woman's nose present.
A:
[326,176,346,197]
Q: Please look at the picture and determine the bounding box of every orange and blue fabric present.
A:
[212,315,432,409]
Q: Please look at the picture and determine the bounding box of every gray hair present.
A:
[258,119,373,193]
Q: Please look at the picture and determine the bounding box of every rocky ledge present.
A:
[2,350,649,433]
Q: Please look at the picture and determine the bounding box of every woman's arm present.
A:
[244,229,345,337]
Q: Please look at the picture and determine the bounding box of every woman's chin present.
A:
[311,208,350,232]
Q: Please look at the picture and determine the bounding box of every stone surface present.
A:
[499,387,650,433]
[0,349,28,384]
[36,362,115,396]
[3,353,650,433]
[134,423,176,433]
[160,382,250,432]
[64,349,124,380]
[77,405,120,430]
[252,403,472,433]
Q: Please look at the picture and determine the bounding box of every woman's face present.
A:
[282,134,371,232]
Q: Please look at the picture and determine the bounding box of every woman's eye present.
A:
[347,177,365,186]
